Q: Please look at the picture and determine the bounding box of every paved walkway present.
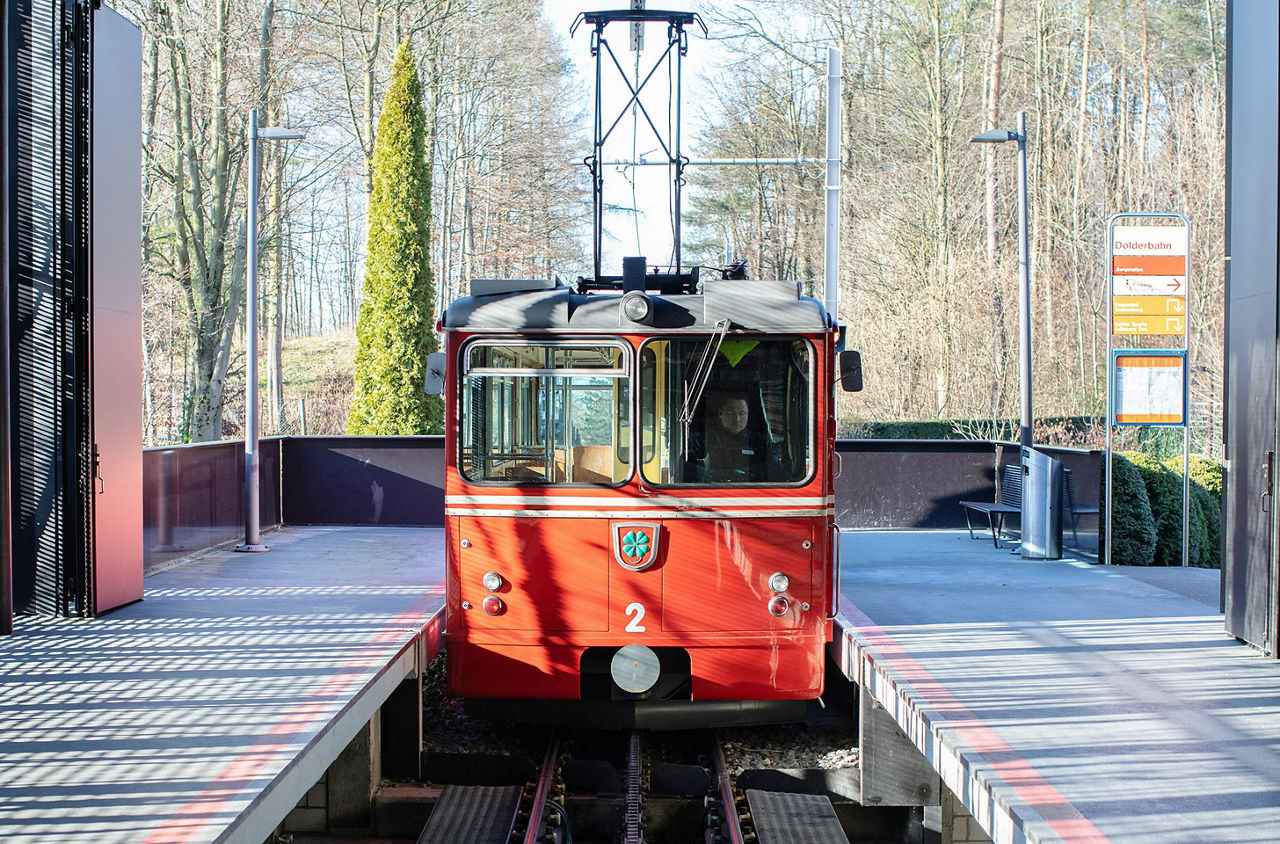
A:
[0,526,445,843]
[835,530,1280,844]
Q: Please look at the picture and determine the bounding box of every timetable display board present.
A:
[1112,351,1187,426]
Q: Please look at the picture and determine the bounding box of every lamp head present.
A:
[969,128,1017,144]
[257,127,306,141]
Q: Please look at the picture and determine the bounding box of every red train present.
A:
[425,9,858,726]
[430,268,860,725]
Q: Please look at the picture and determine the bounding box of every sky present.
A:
[542,0,717,275]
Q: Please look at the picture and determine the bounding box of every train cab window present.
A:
[460,342,630,484]
[640,338,812,486]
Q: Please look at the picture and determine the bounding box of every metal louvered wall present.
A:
[7,0,94,619]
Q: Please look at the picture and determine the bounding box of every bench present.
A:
[1063,467,1100,543]
[960,464,1023,548]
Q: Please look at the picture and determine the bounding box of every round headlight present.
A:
[482,571,504,592]
[768,596,790,617]
[621,291,652,323]
[768,572,789,594]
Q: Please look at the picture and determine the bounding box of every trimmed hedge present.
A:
[1124,451,1209,567]
[1164,455,1223,569]
[1170,454,1223,505]
[1103,454,1157,566]
[850,416,1099,441]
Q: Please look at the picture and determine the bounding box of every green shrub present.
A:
[1123,451,1209,566]
[1166,455,1223,505]
[348,42,443,435]
[1102,454,1157,566]
[1164,456,1223,568]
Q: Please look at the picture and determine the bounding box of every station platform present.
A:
[0,525,445,843]
[834,530,1280,844]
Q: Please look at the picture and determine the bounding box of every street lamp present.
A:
[972,111,1048,557]
[237,108,304,553]
[970,110,1031,454]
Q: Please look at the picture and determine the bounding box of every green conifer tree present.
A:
[348,41,442,434]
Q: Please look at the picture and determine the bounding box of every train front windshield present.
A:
[459,337,812,486]
[640,338,812,486]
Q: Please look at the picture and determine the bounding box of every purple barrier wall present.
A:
[143,439,281,571]
[143,437,1101,568]
[280,437,445,526]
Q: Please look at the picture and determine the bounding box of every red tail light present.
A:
[768,596,789,617]
[483,596,505,615]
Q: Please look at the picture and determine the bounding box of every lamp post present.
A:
[237,108,304,553]
[970,111,1031,453]
[972,111,1045,557]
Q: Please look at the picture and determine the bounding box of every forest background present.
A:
[117,0,1226,458]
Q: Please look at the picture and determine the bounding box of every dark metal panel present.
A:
[281,436,445,526]
[142,440,282,571]
[834,440,999,529]
[90,7,142,613]
[1224,0,1279,654]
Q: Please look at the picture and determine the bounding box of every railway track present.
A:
[416,728,850,844]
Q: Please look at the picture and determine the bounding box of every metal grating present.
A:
[10,0,94,617]
[417,784,522,844]
[745,789,850,844]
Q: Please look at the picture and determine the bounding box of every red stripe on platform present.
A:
[145,586,445,844]
[840,599,1112,844]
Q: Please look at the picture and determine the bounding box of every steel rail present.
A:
[522,731,562,844]
[711,733,746,844]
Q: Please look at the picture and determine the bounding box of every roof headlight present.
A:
[621,291,652,324]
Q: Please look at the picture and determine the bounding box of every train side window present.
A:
[639,338,812,486]
[460,342,631,485]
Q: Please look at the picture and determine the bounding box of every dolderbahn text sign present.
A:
[1111,224,1189,335]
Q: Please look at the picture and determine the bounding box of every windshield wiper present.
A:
[679,319,730,443]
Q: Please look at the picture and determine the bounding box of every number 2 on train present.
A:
[624,602,646,633]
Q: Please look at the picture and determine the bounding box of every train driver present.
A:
[687,392,782,483]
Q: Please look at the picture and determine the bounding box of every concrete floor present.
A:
[2,525,1274,844]
[837,530,1279,844]
[0,526,445,844]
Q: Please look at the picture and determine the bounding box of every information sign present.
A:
[1104,212,1192,568]
[1112,352,1186,425]
[1111,224,1189,336]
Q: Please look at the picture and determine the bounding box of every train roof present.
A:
[443,279,830,333]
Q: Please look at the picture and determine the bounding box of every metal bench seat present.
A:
[960,464,1023,548]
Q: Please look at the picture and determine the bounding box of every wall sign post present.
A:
[1105,213,1192,567]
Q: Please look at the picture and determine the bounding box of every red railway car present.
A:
[427,9,857,726]
[432,269,860,726]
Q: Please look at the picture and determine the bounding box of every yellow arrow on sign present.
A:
[1113,295,1187,316]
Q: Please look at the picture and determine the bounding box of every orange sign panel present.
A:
[1113,296,1186,316]
[1113,315,1186,336]
[1111,255,1187,276]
